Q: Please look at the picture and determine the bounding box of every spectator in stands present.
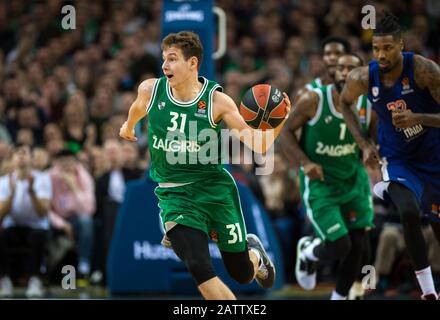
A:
[49,149,95,286]
[120,141,144,176]
[0,144,52,298]
[259,152,302,282]
[61,101,96,154]
[0,97,12,143]
[93,139,142,284]
[32,147,51,172]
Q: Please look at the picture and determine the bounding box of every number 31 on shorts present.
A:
[226,223,243,244]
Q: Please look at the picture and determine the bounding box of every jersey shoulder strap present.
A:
[146,77,164,114]
[307,85,327,126]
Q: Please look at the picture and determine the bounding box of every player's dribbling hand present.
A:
[361,143,380,169]
[303,161,325,181]
[119,121,137,142]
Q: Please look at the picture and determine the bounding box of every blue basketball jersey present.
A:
[368,52,440,222]
[368,52,440,166]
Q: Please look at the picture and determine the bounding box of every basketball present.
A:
[239,84,288,130]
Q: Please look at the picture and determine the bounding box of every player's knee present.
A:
[185,258,216,286]
[399,205,421,227]
[327,235,351,259]
[388,183,420,222]
[228,268,254,284]
[229,265,254,284]
[221,250,254,284]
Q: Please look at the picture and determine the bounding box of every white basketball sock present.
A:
[415,266,437,296]
[330,290,347,300]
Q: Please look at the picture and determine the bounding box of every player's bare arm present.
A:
[278,87,310,165]
[119,78,156,141]
[213,90,291,154]
[340,66,380,168]
[282,90,324,181]
[395,54,440,128]
[368,110,378,142]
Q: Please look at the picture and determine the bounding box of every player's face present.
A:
[323,43,346,77]
[335,55,362,92]
[372,35,403,73]
[162,46,196,88]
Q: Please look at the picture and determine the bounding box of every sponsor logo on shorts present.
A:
[327,223,341,234]
[209,230,218,243]
[349,211,357,222]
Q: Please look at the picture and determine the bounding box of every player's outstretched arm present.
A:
[340,67,379,168]
[213,90,291,154]
[119,79,156,141]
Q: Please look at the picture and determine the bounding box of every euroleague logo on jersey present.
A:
[198,100,207,109]
[358,106,366,123]
[195,99,207,117]
[401,76,414,95]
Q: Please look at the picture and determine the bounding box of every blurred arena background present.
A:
[0,0,439,300]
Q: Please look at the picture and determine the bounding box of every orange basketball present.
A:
[239,84,288,130]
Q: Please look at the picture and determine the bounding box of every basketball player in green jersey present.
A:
[287,37,372,299]
[305,36,351,90]
[287,53,375,300]
[291,36,351,110]
[286,37,352,154]
[119,31,291,300]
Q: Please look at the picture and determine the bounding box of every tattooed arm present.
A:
[340,66,380,168]
[409,54,440,128]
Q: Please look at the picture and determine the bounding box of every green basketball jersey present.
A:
[305,77,323,90]
[147,76,224,183]
[305,77,371,132]
[300,84,370,182]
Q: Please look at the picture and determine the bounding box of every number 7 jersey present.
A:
[147,76,224,183]
[300,85,371,182]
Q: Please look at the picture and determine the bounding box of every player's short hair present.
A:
[373,11,401,40]
[321,36,351,54]
[161,31,204,71]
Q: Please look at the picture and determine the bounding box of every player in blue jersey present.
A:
[340,12,440,300]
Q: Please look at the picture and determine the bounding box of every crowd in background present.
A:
[0,0,439,298]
